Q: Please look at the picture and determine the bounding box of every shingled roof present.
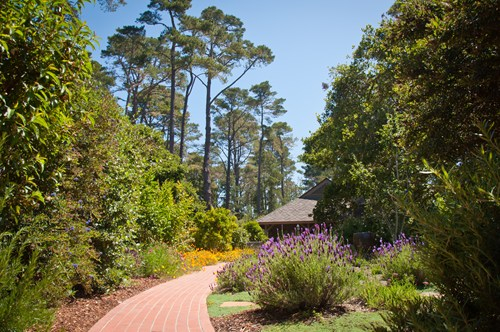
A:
[257,179,331,225]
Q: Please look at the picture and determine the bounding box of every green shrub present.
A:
[398,126,500,330]
[361,277,420,310]
[371,235,426,286]
[214,254,256,293]
[0,0,93,230]
[242,221,267,242]
[231,226,250,249]
[139,243,182,278]
[0,231,58,331]
[194,208,238,251]
[247,225,357,313]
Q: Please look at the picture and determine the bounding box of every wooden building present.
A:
[257,179,332,236]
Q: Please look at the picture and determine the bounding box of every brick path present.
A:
[89,264,223,332]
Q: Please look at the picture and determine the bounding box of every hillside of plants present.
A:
[1,0,499,331]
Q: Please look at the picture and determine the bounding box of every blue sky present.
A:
[82,0,393,176]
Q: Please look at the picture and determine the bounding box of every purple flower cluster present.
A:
[372,233,426,285]
[247,224,354,283]
[372,233,422,258]
[214,255,255,292]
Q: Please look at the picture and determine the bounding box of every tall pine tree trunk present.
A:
[168,42,176,153]
[256,107,264,214]
[202,77,212,208]
[179,72,194,162]
[225,124,231,209]
[233,146,241,216]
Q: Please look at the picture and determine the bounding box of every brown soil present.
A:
[50,277,167,332]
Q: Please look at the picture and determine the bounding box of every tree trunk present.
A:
[256,106,264,215]
[179,71,194,162]
[233,146,241,216]
[168,42,176,154]
[224,119,232,209]
[202,77,213,208]
[279,137,285,202]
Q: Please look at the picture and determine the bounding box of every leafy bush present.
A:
[360,277,420,310]
[247,225,357,313]
[139,244,183,278]
[231,226,250,249]
[0,231,58,331]
[193,208,238,251]
[372,234,425,285]
[214,254,256,293]
[243,221,267,242]
[397,127,500,330]
[0,0,93,229]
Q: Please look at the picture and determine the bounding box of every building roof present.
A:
[257,179,331,225]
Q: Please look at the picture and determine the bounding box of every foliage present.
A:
[214,254,256,293]
[247,225,357,313]
[183,6,275,206]
[397,128,500,330]
[0,0,206,306]
[0,230,57,331]
[243,220,267,242]
[360,277,420,310]
[379,296,446,332]
[302,0,500,241]
[193,208,238,251]
[248,81,288,214]
[301,0,499,328]
[231,225,250,249]
[0,0,94,228]
[377,0,500,164]
[372,234,425,285]
[139,243,183,278]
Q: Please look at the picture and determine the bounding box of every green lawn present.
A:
[263,311,386,332]
[207,291,256,317]
[207,292,388,331]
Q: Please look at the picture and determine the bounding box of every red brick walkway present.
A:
[89,264,223,332]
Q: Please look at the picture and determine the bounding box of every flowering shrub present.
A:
[214,248,256,262]
[181,249,219,270]
[372,234,425,285]
[247,225,357,313]
[214,254,257,293]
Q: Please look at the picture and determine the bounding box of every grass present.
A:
[262,311,386,332]
[207,291,256,317]
[207,291,388,331]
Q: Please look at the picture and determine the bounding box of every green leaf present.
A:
[31,191,44,203]
[4,107,14,119]
[31,115,49,130]
[0,39,8,53]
